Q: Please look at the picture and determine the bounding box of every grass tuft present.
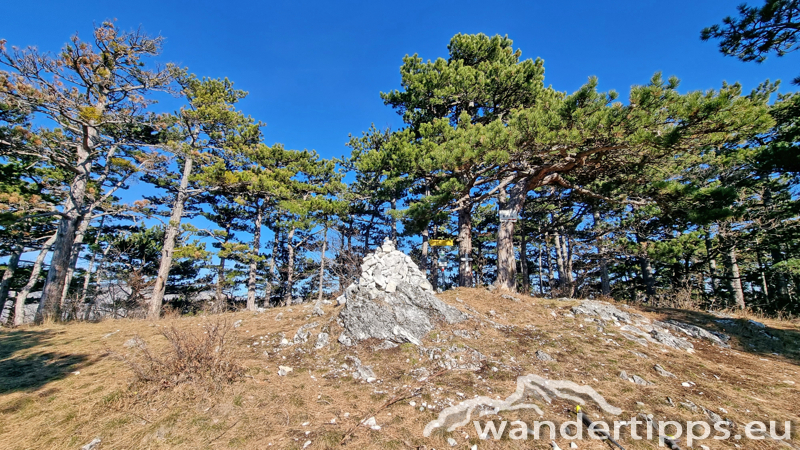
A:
[115,318,243,393]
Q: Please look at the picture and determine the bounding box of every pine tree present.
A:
[0,23,172,321]
[145,72,260,318]
[702,0,800,83]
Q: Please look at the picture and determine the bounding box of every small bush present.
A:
[119,319,243,392]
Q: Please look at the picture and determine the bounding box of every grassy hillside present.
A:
[1,289,798,449]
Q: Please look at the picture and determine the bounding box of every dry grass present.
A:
[0,288,798,449]
[114,318,244,394]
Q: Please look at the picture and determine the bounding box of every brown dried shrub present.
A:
[119,319,243,392]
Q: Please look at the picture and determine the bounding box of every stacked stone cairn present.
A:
[337,238,467,346]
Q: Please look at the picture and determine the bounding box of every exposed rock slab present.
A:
[340,282,466,345]
[572,300,730,351]
[653,364,677,378]
[660,320,730,348]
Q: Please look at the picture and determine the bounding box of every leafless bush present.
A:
[654,286,704,310]
[327,230,364,296]
[118,318,243,392]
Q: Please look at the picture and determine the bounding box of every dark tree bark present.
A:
[639,256,656,299]
[215,224,232,306]
[770,246,789,299]
[520,232,530,295]
[537,243,545,296]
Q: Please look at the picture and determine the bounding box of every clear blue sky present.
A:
[4,0,798,162]
[4,1,799,288]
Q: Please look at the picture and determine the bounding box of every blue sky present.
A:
[4,0,799,285]
[4,0,798,162]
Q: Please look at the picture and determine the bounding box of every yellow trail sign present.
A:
[429,239,454,246]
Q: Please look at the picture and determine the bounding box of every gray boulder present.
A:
[338,238,467,345]
[535,350,556,361]
[293,322,319,344]
[660,320,731,348]
[340,282,467,345]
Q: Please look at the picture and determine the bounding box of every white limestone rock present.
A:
[338,237,467,346]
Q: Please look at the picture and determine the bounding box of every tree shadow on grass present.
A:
[643,307,800,364]
[0,329,97,394]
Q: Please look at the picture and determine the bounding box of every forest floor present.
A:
[0,288,799,450]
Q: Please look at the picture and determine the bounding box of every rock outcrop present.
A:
[338,238,467,346]
[572,300,730,351]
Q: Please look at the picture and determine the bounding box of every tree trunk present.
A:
[266,228,278,305]
[421,186,430,279]
[537,243,545,296]
[16,234,57,326]
[283,227,296,306]
[553,231,567,293]
[37,142,92,322]
[705,232,718,297]
[82,240,111,320]
[559,229,574,296]
[457,207,473,287]
[636,234,656,300]
[0,245,22,308]
[421,226,429,279]
[390,198,397,242]
[247,198,263,311]
[770,246,788,299]
[77,215,106,306]
[592,212,610,296]
[348,221,358,285]
[215,223,232,306]
[364,207,376,253]
[725,245,746,309]
[495,183,527,292]
[565,231,574,291]
[520,233,530,295]
[545,238,556,294]
[709,258,719,295]
[317,225,328,303]
[639,255,656,299]
[59,215,93,311]
[431,247,439,291]
[475,239,483,286]
[78,243,99,306]
[756,250,769,301]
[215,256,226,306]
[149,156,193,319]
[600,256,611,297]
